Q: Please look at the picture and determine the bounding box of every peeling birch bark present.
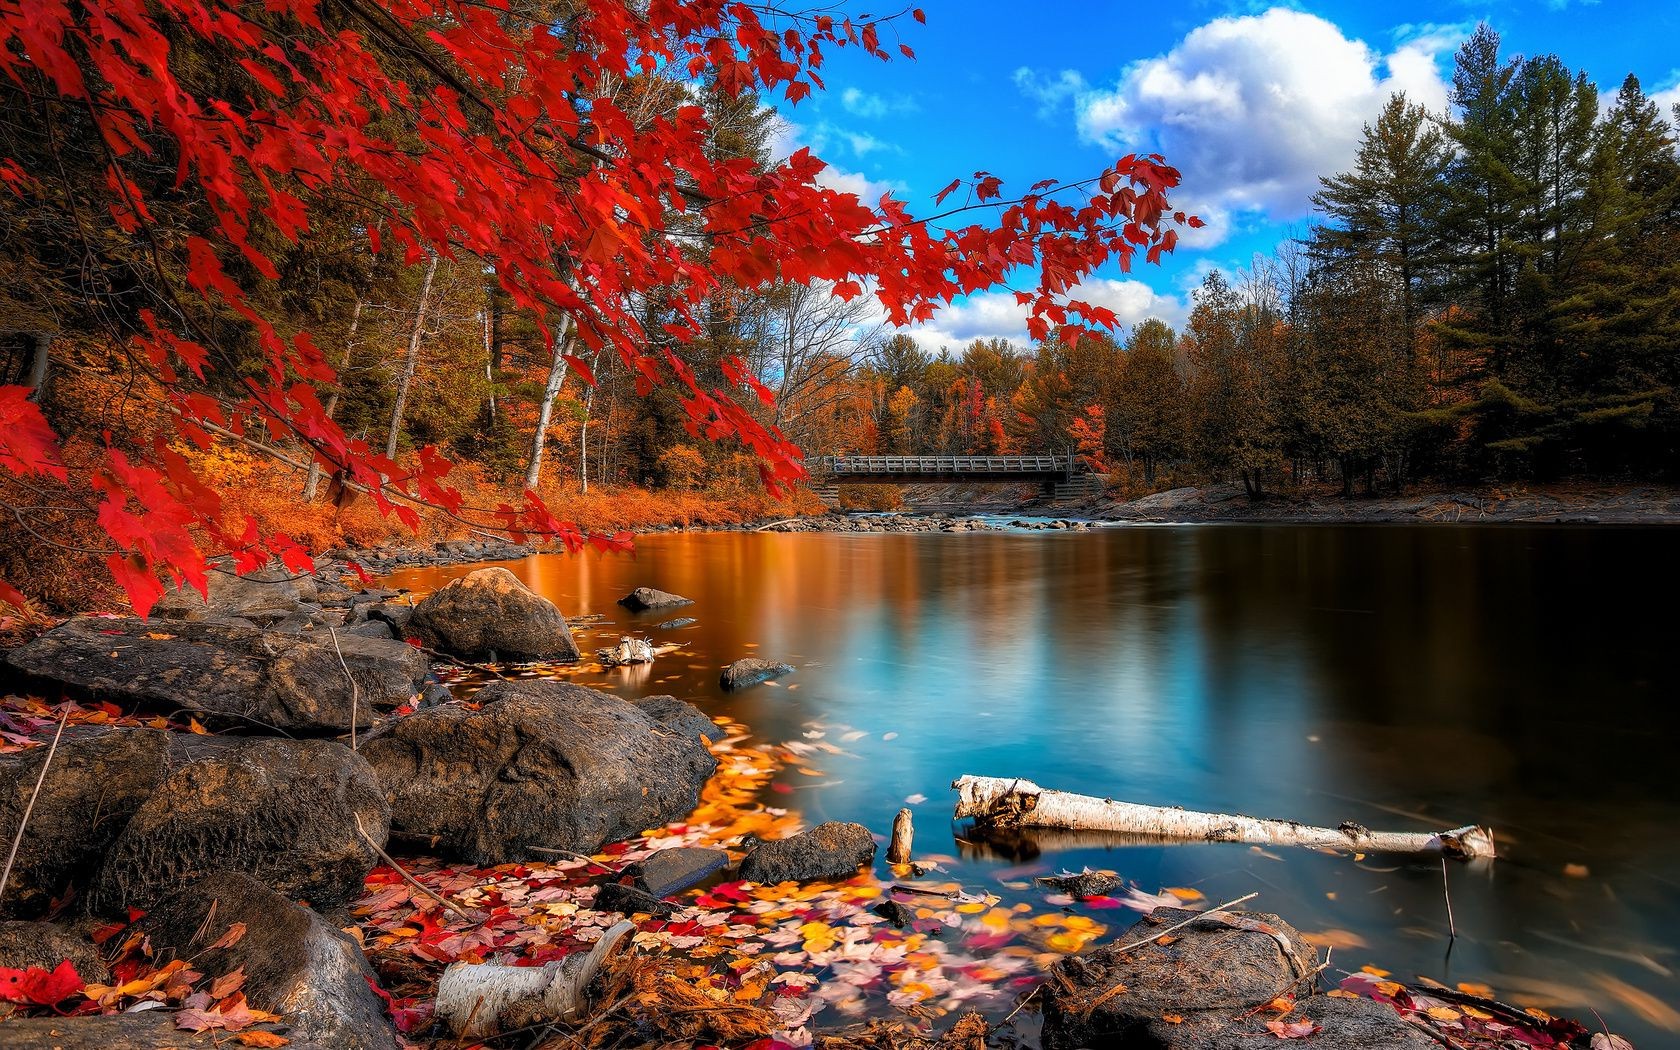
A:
[951,776,1495,860]
[435,920,633,1036]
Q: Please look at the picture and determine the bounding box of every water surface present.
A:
[387,524,1680,1043]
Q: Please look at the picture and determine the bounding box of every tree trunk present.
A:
[22,332,50,400]
[951,776,1496,859]
[523,316,575,490]
[305,299,365,500]
[384,253,440,462]
[578,354,599,493]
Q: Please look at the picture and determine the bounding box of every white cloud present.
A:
[1072,8,1457,224]
[840,87,918,119]
[1653,71,1680,116]
[767,115,900,201]
[1013,67,1087,118]
[900,279,1185,352]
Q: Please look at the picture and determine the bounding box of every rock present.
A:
[618,587,693,611]
[872,899,914,928]
[0,1013,248,1048]
[1036,870,1124,899]
[720,658,794,691]
[406,567,579,661]
[653,617,697,630]
[593,881,677,918]
[1139,994,1440,1049]
[359,680,717,864]
[367,604,414,635]
[89,735,388,915]
[139,873,399,1050]
[1042,907,1342,1050]
[0,727,388,919]
[4,616,428,734]
[342,619,397,640]
[629,847,729,897]
[737,822,876,884]
[633,696,725,743]
[0,728,169,919]
[152,562,318,625]
[0,921,109,982]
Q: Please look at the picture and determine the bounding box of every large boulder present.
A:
[737,822,876,884]
[720,657,794,691]
[359,680,717,863]
[406,567,579,661]
[0,921,109,982]
[618,587,692,611]
[0,728,388,919]
[5,616,428,733]
[139,873,399,1049]
[1038,907,1435,1050]
[151,562,318,625]
[89,736,389,915]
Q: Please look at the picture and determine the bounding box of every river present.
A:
[385,522,1680,1044]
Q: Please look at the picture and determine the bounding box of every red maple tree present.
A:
[0,0,1197,613]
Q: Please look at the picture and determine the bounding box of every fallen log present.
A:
[435,919,634,1036]
[951,776,1495,859]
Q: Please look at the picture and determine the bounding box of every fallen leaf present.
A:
[1266,1019,1321,1039]
[1590,1035,1635,1050]
[1161,1013,1184,1024]
[209,922,248,951]
[235,1033,290,1048]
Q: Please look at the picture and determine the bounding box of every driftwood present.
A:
[596,636,680,667]
[887,807,913,865]
[435,919,634,1036]
[951,776,1496,859]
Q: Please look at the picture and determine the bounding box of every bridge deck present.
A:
[809,455,1077,483]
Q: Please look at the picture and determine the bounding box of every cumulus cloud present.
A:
[900,279,1185,353]
[1653,72,1680,116]
[1072,8,1458,225]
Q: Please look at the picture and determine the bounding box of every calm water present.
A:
[386,524,1680,1044]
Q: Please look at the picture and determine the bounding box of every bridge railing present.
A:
[808,455,1074,477]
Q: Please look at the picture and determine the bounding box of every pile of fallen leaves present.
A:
[0,918,291,1045]
[1337,969,1590,1047]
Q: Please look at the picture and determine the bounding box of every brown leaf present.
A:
[1266,1019,1322,1040]
[208,922,247,950]
[235,1032,290,1048]
[209,966,246,1000]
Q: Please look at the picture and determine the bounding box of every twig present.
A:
[1441,857,1456,939]
[999,983,1040,1027]
[327,624,360,750]
[354,813,474,922]
[0,705,71,906]
[1232,955,1332,1023]
[1108,892,1260,956]
[526,845,618,875]
[411,642,510,680]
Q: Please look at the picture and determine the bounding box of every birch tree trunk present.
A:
[304,299,365,500]
[22,332,51,400]
[578,352,599,493]
[523,315,575,490]
[384,253,439,462]
[951,776,1496,859]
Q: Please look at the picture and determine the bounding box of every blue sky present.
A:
[766,0,1680,351]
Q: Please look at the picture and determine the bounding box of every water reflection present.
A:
[386,525,1680,1044]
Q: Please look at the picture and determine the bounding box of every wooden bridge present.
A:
[807,455,1103,503]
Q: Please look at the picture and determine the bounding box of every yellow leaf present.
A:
[234,1035,290,1048]
[1327,990,1361,1000]
[1361,965,1392,978]
[189,717,209,735]
[1161,1013,1184,1024]
[1165,887,1204,902]
[1427,1006,1462,1022]
[1456,981,1494,998]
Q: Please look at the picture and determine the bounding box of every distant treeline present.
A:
[847,25,1680,495]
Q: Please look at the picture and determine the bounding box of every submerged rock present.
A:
[0,728,387,919]
[406,567,579,661]
[630,847,730,897]
[720,657,794,690]
[4,615,427,733]
[594,881,677,918]
[140,872,400,1049]
[738,822,876,883]
[654,617,697,629]
[618,586,693,611]
[359,680,717,864]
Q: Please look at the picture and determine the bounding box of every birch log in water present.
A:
[951,776,1496,860]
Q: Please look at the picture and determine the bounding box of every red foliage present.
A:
[0,0,1193,611]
